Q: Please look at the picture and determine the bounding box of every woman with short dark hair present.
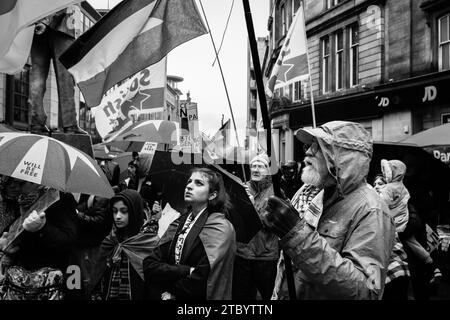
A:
[144,167,236,300]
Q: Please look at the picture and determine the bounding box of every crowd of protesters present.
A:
[0,120,449,300]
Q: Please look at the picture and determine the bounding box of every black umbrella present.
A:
[147,150,262,243]
[370,142,450,186]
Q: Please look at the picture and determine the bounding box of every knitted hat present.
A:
[250,153,270,168]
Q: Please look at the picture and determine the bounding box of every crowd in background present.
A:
[0,121,449,300]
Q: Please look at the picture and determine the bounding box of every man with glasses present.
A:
[263,121,395,299]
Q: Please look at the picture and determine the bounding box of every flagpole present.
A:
[301,0,317,128]
[198,0,247,182]
[241,0,297,300]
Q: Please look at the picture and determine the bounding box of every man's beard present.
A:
[301,164,323,187]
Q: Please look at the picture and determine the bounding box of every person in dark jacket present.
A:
[0,178,78,272]
[233,154,278,300]
[75,194,112,247]
[144,167,236,300]
[66,193,113,299]
[401,202,433,300]
[91,189,158,300]
[14,191,78,271]
[99,160,121,188]
[119,161,140,191]
[280,160,302,200]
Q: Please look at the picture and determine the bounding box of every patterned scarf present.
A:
[174,213,195,265]
[107,254,131,300]
[272,184,321,300]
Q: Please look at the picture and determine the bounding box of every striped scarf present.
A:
[385,234,410,283]
[107,254,131,300]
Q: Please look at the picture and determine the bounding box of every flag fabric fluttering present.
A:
[91,57,167,140]
[212,119,231,148]
[0,0,82,74]
[207,120,234,161]
[60,0,208,107]
[265,3,309,98]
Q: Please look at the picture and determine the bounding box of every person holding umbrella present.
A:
[143,167,236,300]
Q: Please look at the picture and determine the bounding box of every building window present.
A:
[349,24,359,86]
[280,130,286,164]
[12,65,30,125]
[293,81,302,102]
[284,83,293,101]
[321,24,359,93]
[326,0,344,10]
[439,14,450,71]
[293,0,300,14]
[322,35,331,93]
[281,2,286,37]
[335,30,344,90]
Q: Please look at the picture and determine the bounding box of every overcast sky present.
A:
[87,0,269,144]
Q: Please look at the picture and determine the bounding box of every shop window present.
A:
[11,65,30,126]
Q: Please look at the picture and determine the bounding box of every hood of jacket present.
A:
[296,121,373,198]
[381,159,407,183]
[110,189,145,238]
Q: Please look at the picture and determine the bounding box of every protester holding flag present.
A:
[28,6,87,134]
[0,0,83,74]
[144,168,236,300]
[263,121,395,299]
[232,154,279,300]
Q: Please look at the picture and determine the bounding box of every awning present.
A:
[373,70,450,109]
[287,90,380,129]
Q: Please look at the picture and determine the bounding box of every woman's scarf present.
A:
[89,229,159,296]
[101,231,159,280]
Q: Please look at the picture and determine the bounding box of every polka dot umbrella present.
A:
[0,132,114,198]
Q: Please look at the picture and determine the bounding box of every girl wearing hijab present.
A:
[144,167,236,300]
[92,189,159,300]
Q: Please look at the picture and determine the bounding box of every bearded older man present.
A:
[264,121,395,300]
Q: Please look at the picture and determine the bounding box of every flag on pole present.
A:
[0,0,82,74]
[266,3,309,98]
[91,57,167,140]
[209,120,234,160]
[212,119,231,148]
[60,0,208,107]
